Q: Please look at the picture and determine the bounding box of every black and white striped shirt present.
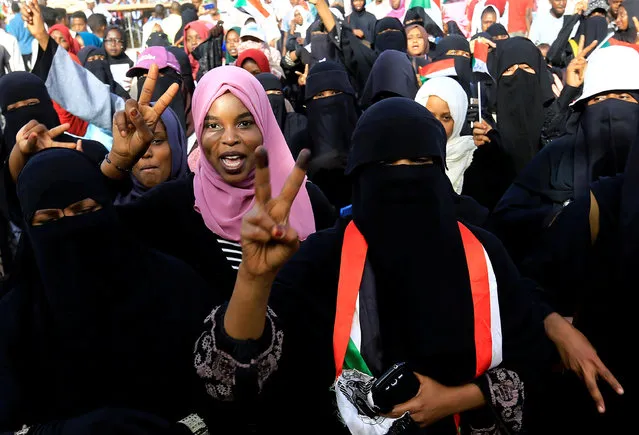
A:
[216,238,242,270]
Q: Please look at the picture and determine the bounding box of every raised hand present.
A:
[9,121,79,181]
[240,147,311,280]
[21,0,49,48]
[566,35,597,88]
[105,64,179,178]
[295,63,310,87]
[472,121,492,146]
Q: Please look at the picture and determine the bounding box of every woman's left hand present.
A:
[384,373,453,428]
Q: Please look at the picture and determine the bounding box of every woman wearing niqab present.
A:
[493,46,639,270]
[290,61,359,208]
[208,97,551,434]
[373,17,407,53]
[359,49,419,108]
[494,37,554,175]
[256,72,308,147]
[430,35,474,95]
[0,148,216,432]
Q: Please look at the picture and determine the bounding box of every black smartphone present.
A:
[371,362,420,414]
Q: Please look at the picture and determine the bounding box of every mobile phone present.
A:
[371,362,420,414]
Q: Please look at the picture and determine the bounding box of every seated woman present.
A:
[0,148,217,434]
[197,97,554,433]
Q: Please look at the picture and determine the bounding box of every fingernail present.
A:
[598,406,605,413]
[273,225,285,239]
[617,388,624,395]
[130,109,139,117]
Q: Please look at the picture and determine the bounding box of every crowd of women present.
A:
[0,0,636,433]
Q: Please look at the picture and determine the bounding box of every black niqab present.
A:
[446,20,465,37]
[10,148,213,422]
[373,17,407,53]
[359,49,419,108]
[431,35,473,94]
[78,46,130,100]
[257,73,286,129]
[347,98,481,384]
[496,37,554,174]
[575,15,609,48]
[0,72,60,160]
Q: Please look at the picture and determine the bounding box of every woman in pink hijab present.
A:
[387,0,407,21]
[109,66,334,302]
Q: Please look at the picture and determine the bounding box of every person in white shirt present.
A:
[528,0,567,45]
[162,1,183,44]
[84,0,113,21]
[0,25,25,73]
[367,0,392,19]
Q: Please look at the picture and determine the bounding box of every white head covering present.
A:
[292,5,312,36]
[573,45,639,105]
[471,2,501,36]
[415,77,477,194]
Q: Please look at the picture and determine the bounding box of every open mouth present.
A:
[220,152,246,174]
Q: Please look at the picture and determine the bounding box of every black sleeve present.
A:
[547,14,581,68]
[541,85,582,145]
[306,181,337,231]
[328,20,377,95]
[30,38,58,84]
[461,129,516,211]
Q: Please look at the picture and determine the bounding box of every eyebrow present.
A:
[204,112,254,122]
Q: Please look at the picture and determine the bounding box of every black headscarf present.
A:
[78,46,130,100]
[167,46,196,96]
[431,35,473,95]
[304,62,359,207]
[572,98,639,194]
[574,15,609,48]
[446,20,465,37]
[486,23,509,44]
[304,20,340,68]
[359,49,419,108]
[403,7,444,38]
[11,148,213,422]
[614,0,639,43]
[257,73,287,130]
[496,37,554,174]
[346,98,487,384]
[256,72,308,147]
[373,17,407,53]
[105,26,133,67]
[0,72,59,160]
[0,73,106,167]
[347,0,377,42]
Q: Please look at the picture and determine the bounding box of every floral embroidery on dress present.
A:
[193,305,284,402]
[487,368,525,433]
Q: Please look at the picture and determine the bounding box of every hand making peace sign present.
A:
[566,35,598,88]
[104,64,179,178]
[240,147,312,279]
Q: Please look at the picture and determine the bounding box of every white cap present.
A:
[573,45,639,105]
[240,23,266,42]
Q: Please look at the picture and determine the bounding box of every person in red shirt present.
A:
[508,0,533,35]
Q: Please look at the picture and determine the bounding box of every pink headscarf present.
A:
[192,66,316,242]
[386,0,406,20]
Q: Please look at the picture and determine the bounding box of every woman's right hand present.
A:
[239,147,311,281]
[105,64,179,178]
[472,121,493,146]
[566,35,597,88]
[20,0,47,42]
